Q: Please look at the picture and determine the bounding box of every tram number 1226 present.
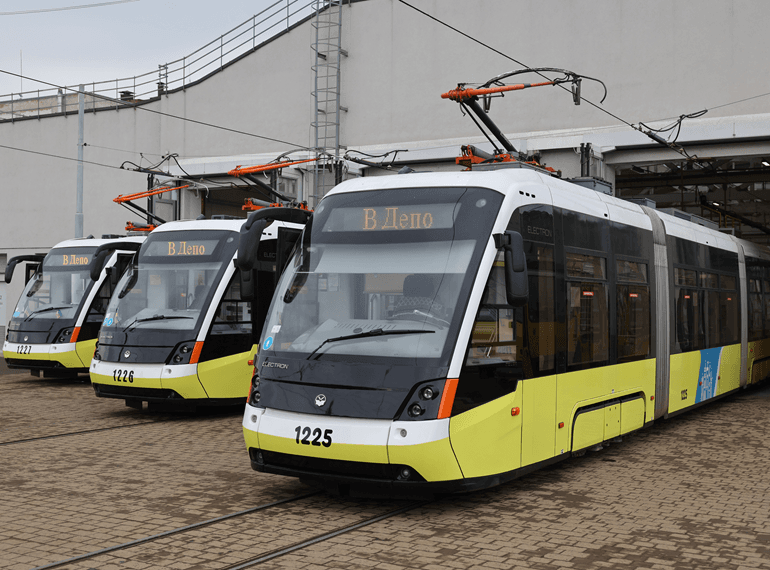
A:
[113,369,134,383]
[294,426,333,447]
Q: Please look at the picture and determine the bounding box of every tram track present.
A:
[30,490,323,570]
[28,491,429,570]
[221,500,430,569]
[0,420,163,446]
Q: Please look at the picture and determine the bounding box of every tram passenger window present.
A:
[526,245,556,373]
[719,286,741,345]
[764,278,770,338]
[702,290,719,348]
[749,278,763,341]
[566,252,608,369]
[616,260,650,363]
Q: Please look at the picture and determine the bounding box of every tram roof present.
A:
[52,234,146,250]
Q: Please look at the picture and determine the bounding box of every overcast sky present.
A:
[0,0,286,95]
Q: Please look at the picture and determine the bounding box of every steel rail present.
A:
[223,501,431,569]
[29,490,322,570]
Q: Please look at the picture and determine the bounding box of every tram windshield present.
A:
[102,230,238,333]
[261,187,503,365]
[13,247,96,321]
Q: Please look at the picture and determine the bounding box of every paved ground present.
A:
[1,369,770,570]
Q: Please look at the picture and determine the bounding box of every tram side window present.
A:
[764,278,770,338]
[463,244,555,377]
[748,277,764,341]
[616,260,650,363]
[566,252,608,369]
[674,268,701,352]
[213,270,252,332]
[720,275,740,345]
[701,271,720,349]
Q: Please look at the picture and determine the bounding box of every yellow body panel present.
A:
[555,359,655,454]
[572,408,604,450]
[389,438,463,482]
[160,373,209,399]
[521,376,557,466]
[74,339,96,368]
[620,398,645,433]
[604,403,621,440]
[449,389,522,478]
[244,426,260,453]
[669,351,701,413]
[749,339,770,384]
[197,346,256,399]
[718,344,741,395]
[258,432,388,464]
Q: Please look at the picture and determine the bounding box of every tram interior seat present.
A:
[189,284,207,311]
[392,274,446,319]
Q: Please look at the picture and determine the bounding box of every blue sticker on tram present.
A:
[13,311,20,318]
[695,347,722,403]
[263,336,274,350]
[104,318,114,326]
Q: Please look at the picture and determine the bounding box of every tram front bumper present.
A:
[90,360,208,401]
[242,405,463,495]
[3,340,87,370]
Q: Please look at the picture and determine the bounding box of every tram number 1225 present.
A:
[113,369,134,383]
[294,426,333,447]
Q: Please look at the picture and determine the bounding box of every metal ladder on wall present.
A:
[311,0,346,206]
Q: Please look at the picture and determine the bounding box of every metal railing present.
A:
[0,0,316,121]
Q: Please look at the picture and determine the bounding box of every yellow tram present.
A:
[240,167,769,495]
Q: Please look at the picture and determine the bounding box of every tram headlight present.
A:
[408,403,424,417]
[248,374,262,407]
[419,386,437,400]
[168,341,196,365]
[57,329,72,343]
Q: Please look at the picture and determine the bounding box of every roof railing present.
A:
[0,0,318,121]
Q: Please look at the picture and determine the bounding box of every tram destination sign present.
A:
[324,204,456,232]
[47,250,94,267]
[144,239,220,258]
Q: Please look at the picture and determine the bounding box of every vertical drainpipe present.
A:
[75,85,85,238]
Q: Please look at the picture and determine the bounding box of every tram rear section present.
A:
[241,167,768,496]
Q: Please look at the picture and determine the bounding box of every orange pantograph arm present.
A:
[228,157,318,177]
[114,184,190,204]
[441,81,556,102]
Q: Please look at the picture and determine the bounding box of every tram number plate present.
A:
[113,369,135,383]
[17,345,32,355]
[294,426,333,447]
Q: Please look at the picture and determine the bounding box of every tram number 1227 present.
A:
[295,426,333,447]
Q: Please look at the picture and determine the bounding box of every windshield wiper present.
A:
[306,328,434,360]
[123,314,193,332]
[24,306,71,320]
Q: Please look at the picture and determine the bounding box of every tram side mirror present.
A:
[90,249,113,282]
[5,255,45,284]
[494,231,528,307]
[237,217,270,302]
[4,259,19,284]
